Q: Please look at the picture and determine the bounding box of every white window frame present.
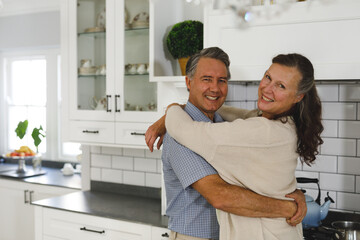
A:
[0,48,78,162]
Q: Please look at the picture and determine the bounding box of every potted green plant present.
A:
[166,20,203,75]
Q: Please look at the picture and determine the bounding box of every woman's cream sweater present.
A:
[165,106,303,240]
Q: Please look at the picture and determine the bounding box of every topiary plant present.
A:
[166,20,203,59]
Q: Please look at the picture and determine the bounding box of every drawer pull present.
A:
[130,132,145,136]
[82,130,99,134]
[162,232,169,237]
[80,227,105,234]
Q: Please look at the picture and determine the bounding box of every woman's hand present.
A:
[285,189,307,226]
[145,115,166,152]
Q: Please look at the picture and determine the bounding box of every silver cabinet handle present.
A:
[82,130,99,134]
[80,227,105,234]
[24,190,29,204]
[29,191,34,203]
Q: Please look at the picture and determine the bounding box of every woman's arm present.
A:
[217,105,252,122]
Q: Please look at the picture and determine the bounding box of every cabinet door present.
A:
[0,185,33,240]
[0,179,78,240]
[114,0,160,123]
[43,208,152,240]
[68,0,115,121]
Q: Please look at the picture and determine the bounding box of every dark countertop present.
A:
[0,161,168,228]
[32,190,168,228]
[0,162,81,189]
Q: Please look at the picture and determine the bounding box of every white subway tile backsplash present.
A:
[321,120,338,138]
[101,169,123,184]
[145,149,162,159]
[227,83,247,101]
[340,85,360,101]
[123,148,145,157]
[322,103,357,120]
[303,155,337,173]
[123,171,145,186]
[146,173,162,188]
[338,157,360,175]
[246,84,258,101]
[90,167,101,181]
[91,154,111,168]
[339,121,360,138]
[320,173,355,192]
[112,156,133,170]
[317,84,339,101]
[101,146,123,155]
[321,138,356,156]
[134,157,157,173]
[356,176,360,193]
[337,192,360,212]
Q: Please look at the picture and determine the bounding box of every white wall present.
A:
[0,11,60,50]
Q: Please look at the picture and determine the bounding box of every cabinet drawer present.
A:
[43,208,151,240]
[115,122,151,146]
[68,121,115,144]
[151,226,170,240]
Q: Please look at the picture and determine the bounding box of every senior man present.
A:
[145,47,306,240]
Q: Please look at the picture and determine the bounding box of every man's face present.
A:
[186,57,228,120]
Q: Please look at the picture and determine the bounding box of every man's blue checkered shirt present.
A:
[162,102,222,239]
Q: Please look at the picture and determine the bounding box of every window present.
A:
[1,49,81,161]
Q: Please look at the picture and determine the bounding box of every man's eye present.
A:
[279,84,285,89]
[219,79,227,83]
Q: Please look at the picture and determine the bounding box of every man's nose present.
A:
[209,81,220,92]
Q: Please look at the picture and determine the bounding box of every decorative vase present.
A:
[178,57,190,76]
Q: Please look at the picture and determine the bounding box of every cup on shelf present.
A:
[80,59,92,68]
[136,63,147,75]
[125,64,137,74]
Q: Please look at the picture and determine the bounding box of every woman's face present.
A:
[257,63,304,119]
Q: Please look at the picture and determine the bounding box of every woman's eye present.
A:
[265,75,271,80]
[279,84,285,89]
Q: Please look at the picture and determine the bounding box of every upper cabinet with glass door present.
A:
[68,0,114,122]
[114,0,159,123]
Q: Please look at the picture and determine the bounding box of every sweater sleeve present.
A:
[217,105,252,122]
[165,106,218,162]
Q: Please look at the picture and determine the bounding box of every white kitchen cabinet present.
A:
[151,226,170,240]
[35,207,154,240]
[62,0,161,147]
[0,179,78,240]
[204,0,360,81]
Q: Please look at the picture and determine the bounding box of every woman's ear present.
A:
[295,93,305,103]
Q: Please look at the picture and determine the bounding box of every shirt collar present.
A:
[184,101,223,123]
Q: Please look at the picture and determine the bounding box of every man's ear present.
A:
[185,76,191,92]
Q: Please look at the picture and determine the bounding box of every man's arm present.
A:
[192,174,306,224]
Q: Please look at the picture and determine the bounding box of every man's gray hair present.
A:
[185,47,231,80]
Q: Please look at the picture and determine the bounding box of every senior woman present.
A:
[148,53,323,240]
